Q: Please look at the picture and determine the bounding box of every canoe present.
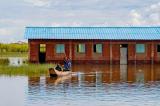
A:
[54,67,71,76]
[49,68,57,77]
[49,67,71,77]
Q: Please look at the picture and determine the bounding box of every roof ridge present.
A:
[24,26,160,40]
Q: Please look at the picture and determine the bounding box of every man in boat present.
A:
[55,64,62,71]
[67,58,72,68]
[63,57,71,71]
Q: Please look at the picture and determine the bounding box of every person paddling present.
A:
[63,57,71,71]
[67,58,72,68]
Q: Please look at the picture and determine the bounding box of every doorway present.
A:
[39,44,46,63]
[120,44,128,65]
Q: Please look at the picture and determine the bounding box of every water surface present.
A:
[0,64,160,106]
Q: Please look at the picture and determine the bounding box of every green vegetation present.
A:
[0,43,28,58]
[0,43,28,52]
[0,58,9,65]
[0,43,54,77]
[0,52,28,58]
[0,64,55,77]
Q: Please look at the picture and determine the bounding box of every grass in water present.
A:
[0,64,55,77]
[0,58,9,65]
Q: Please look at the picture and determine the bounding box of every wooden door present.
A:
[120,48,128,64]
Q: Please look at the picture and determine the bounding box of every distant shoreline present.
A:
[0,52,28,58]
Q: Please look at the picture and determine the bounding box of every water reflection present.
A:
[27,64,160,93]
[2,64,160,106]
[27,64,160,88]
[72,64,160,83]
[28,77,40,94]
[8,57,26,66]
[26,64,160,106]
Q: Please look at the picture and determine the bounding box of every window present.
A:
[93,44,102,53]
[56,44,65,53]
[77,44,85,53]
[40,44,46,53]
[157,44,160,52]
[136,44,145,53]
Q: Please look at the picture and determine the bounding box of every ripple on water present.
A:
[1,63,160,106]
[25,79,160,106]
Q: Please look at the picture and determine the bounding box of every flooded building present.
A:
[25,27,160,64]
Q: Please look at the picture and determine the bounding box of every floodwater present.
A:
[1,64,160,106]
[8,57,27,66]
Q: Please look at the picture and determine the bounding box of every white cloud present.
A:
[51,22,83,27]
[130,10,145,25]
[0,28,12,36]
[24,0,51,7]
[149,13,159,22]
[130,2,160,25]
[150,2,160,11]
[0,28,21,43]
[0,0,160,43]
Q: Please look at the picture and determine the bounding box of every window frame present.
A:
[76,43,85,53]
[93,44,102,53]
[55,44,65,54]
[136,44,145,53]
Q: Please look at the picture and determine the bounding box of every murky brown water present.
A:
[72,64,160,83]
[1,64,160,106]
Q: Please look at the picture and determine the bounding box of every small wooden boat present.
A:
[49,67,71,77]
[54,67,71,76]
[49,68,57,77]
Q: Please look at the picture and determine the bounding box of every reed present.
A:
[0,64,55,77]
[0,58,9,65]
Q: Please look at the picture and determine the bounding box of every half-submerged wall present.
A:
[28,39,160,64]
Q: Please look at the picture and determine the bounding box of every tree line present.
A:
[0,43,28,52]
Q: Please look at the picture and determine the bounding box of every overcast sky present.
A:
[0,0,160,43]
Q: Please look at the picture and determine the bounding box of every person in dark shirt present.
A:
[67,58,72,68]
[63,57,71,71]
[55,64,62,71]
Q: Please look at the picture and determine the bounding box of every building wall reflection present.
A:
[27,65,160,93]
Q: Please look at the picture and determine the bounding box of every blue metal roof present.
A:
[24,27,160,40]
